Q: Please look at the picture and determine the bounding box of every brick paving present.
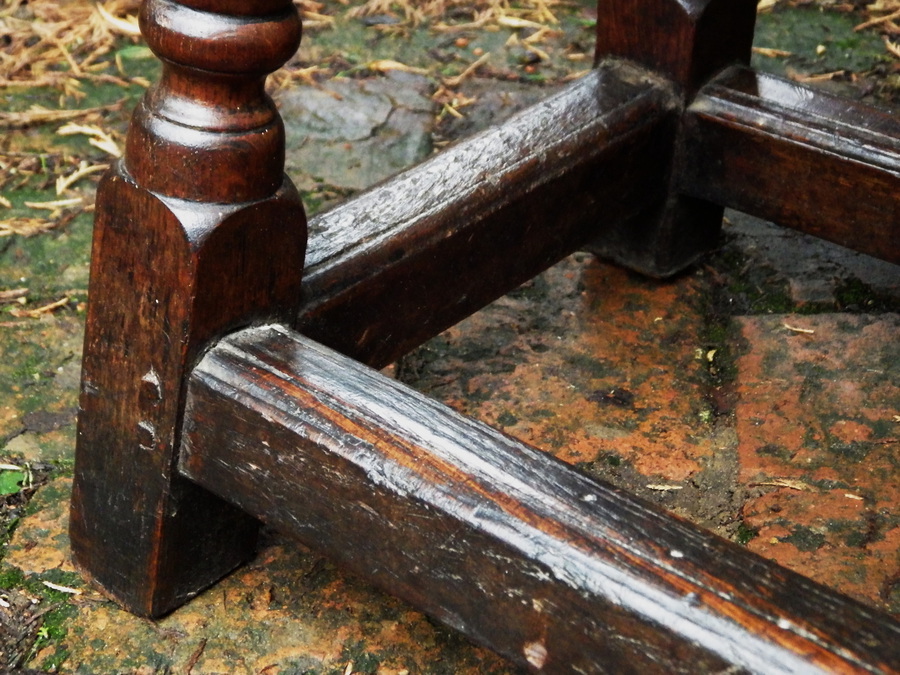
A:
[735,314,900,613]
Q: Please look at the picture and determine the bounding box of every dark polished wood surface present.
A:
[70,0,900,667]
[680,66,900,264]
[587,0,758,276]
[69,0,307,617]
[181,325,900,674]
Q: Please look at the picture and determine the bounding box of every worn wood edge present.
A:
[679,66,900,263]
[593,0,758,99]
[688,67,900,179]
[180,325,900,674]
[296,60,680,365]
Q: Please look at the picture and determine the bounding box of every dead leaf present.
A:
[783,323,815,334]
[56,123,122,157]
[55,161,109,194]
[0,218,59,237]
[24,197,84,211]
[9,296,71,318]
[785,67,846,82]
[497,15,545,29]
[752,46,793,57]
[752,478,811,491]
[855,7,900,30]
[0,288,29,304]
[95,2,141,35]
[442,52,491,88]
[0,103,119,129]
[886,37,900,58]
[366,59,429,75]
[42,581,81,595]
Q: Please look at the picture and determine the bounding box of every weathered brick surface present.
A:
[405,255,718,483]
[734,314,900,613]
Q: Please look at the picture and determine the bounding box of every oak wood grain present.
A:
[181,325,900,674]
[595,0,757,98]
[588,0,758,275]
[69,0,306,617]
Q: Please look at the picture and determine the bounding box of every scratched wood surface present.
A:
[679,66,900,265]
[70,0,900,667]
[180,325,900,675]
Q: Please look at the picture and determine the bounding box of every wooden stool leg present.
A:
[69,0,307,617]
[589,0,758,276]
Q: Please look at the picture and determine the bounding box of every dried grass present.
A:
[1,0,896,101]
[0,0,334,92]
[0,102,122,128]
[347,0,560,27]
[0,0,142,88]
[0,216,62,237]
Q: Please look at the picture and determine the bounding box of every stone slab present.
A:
[724,211,900,305]
[277,72,435,192]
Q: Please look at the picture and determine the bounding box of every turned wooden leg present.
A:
[69,0,307,617]
[588,0,757,276]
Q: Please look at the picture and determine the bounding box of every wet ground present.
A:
[1,0,899,672]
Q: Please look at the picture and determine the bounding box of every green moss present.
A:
[780,526,826,552]
[755,443,789,459]
[827,440,872,463]
[870,418,898,440]
[0,564,26,588]
[706,236,798,318]
[843,529,869,548]
[735,522,758,546]
[695,291,742,419]
[834,277,900,312]
[496,411,518,427]
[0,215,92,306]
[39,645,71,672]
[753,6,889,77]
[806,477,851,491]
[0,567,80,672]
[565,353,620,380]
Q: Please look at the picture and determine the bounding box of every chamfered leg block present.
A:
[69,0,307,617]
[588,0,758,276]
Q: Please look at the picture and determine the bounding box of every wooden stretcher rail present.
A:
[680,66,900,264]
[180,325,900,675]
[296,61,679,367]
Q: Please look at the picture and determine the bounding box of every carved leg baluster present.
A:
[69,0,307,617]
